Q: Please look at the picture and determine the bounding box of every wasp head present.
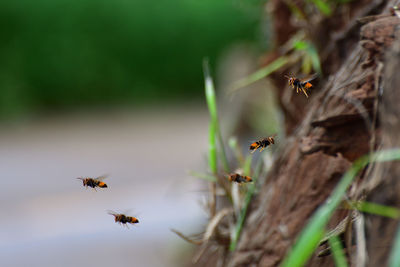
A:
[228,173,239,182]
[284,75,295,86]
[267,137,275,144]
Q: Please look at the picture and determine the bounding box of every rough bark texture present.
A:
[226,2,400,266]
[196,1,400,266]
[364,21,400,266]
[269,0,385,134]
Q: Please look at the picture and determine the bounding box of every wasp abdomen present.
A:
[249,136,275,153]
[228,173,253,184]
[98,182,107,188]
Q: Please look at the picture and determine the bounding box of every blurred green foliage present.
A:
[0,0,261,116]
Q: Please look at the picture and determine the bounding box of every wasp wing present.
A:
[94,175,109,181]
[301,73,318,83]
[107,210,121,216]
[107,209,139,217]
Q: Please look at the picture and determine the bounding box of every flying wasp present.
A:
[108,211,139,227]
[77,176,108,190]
[284,74,317,98]
[249,135,276,153]
[228,173,253,184]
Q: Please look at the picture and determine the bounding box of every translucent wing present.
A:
[94,175,109,181]
[301,73,318,83]
[107,209,139,217]
[107,210,122,218]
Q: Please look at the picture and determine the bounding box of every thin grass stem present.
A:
[328,235,348,267]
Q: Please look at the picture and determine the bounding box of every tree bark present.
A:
[195,1,400,266]
[364,21,400,266]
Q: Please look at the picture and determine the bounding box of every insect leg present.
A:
[302,87,309,97]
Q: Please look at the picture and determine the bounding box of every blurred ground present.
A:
[0,105,209,267]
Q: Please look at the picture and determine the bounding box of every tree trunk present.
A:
[195,0,400,266]
[364,19,400,266]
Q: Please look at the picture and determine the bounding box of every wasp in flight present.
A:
[108,211,139,227]
[228,173,253,184]
[77,176,108,190]
[285,74,317,98]
[249,135,276,153]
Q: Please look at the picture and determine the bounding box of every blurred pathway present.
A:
[0,106,209,267]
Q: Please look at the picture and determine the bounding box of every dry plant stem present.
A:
[172,209,233,263]
[370,62,383,151]
[345,212,354,264]
[192,208,232,264]
[202,208,232,243]
[231,183,241,218]
[193,243,211,264]
[354,212,367,267]
[170,229,202,246]
[209,182,217,217]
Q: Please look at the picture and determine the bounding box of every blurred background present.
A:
[0,0,264,118]
[0,0,272,266]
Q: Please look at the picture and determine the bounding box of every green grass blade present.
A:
[355,201,400,219]
[306,43,323,76]
[302,54,313,74]
[243,154,253,176]
[204,70,217,174]
[389,223,400,267]
[293,40,322,76]
[229,137,245,166]
[230,56,289,92]
[328,235,348,267]
[208,122,217,174]
[203,59,230,173]
[282,149,400,267]
[285,1,307,20]
[189,171,217,182]
[203,59,218,217]
[217,130,230,173]
[293,40,308,50]
[309,0,332,16]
